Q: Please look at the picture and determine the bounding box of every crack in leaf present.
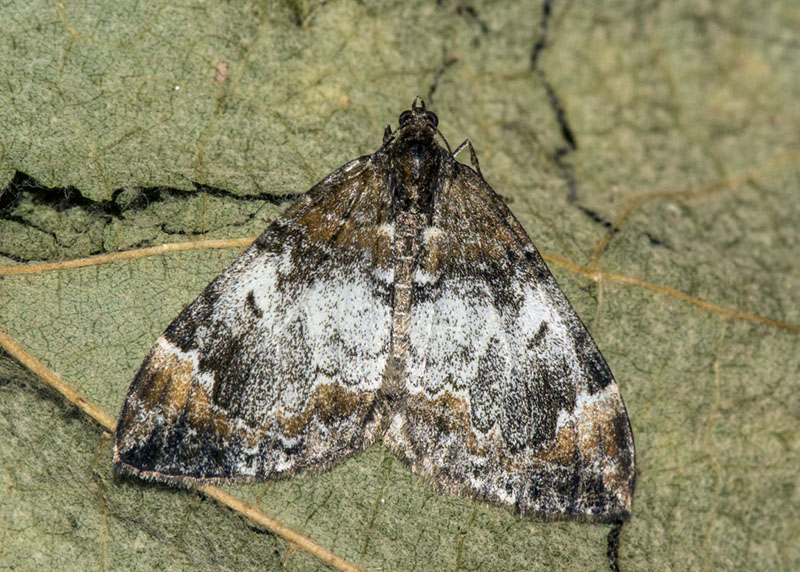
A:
[587,148,800,266]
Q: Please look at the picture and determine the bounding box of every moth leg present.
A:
[453,139,482,177]
[383,125,393,144]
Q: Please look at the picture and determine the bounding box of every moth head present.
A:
[398,97,439,131]
[382,97,452,162]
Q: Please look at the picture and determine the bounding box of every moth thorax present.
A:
[392,138,440,214]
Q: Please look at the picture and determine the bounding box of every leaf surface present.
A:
[2,1,799,570]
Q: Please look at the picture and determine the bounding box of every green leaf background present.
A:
[1,1,799,570]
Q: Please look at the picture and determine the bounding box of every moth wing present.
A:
[384,161,635,520]
[115,157,395,482]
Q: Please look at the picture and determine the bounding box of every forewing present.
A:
[115,157,395,482]
[384,161,635,520]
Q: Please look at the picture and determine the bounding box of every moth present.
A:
[115,98,635,520]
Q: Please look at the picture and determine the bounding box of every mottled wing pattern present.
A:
[384,161,635,520]
[115,157,395,482]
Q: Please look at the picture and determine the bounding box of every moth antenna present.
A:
[434,126,453,154]
[453,139,482,177]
